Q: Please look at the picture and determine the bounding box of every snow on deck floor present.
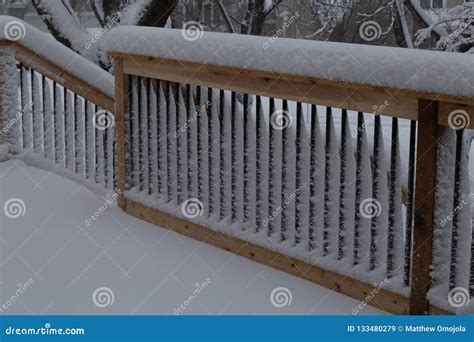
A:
[0,160,385,315]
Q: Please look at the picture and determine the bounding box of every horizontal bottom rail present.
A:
[123,198,451,315]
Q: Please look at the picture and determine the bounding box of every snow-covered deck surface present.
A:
[0,160,385,315]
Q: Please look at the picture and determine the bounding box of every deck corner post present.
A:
[114,57,128,209]
[409,99,445,315]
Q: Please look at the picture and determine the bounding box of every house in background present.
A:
[420,0,470,9]
[0,0,47,30]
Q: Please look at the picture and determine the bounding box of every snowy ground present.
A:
[0,160,385,315]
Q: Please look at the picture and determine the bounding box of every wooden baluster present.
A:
[53,82,64,165]
[309,105,324,251]
[295,102,304,245]
[75,94,86,176]
[404,120,417,287]
[387,117,403,279]
[65,90,75,172]
[255,95,265,232]
[449,129,464,290]
[23,67,33,150]
[338,109,352,260]
[231,91,238,223]
[219,89,226,221]
[148,78,158,195]
[176,84,187,203]
[369,115,386,271]
[31,70,43,155]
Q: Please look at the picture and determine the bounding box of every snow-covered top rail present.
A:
[0,16,114,111]
[106,26,474,103]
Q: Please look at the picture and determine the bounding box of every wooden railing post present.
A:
[0,46,20,154]
[114,58,128,208]
[410,99,446,314]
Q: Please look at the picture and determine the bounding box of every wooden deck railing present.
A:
[109,35,474,315]
[1,18,472,315]
[0,29,115,188]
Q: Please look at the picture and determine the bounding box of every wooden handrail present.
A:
[1,41,114,113]
[110,52,474,128]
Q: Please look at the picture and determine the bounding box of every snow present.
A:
[0,160,386,315]
[0,16,114,98]
[105,26,474,100]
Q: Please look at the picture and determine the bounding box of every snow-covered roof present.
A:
[106,26,474,101]
[0,16,114,98]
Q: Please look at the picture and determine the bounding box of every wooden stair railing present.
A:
[0,17,115,189]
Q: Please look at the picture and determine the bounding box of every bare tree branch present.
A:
[216,0,235,33]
